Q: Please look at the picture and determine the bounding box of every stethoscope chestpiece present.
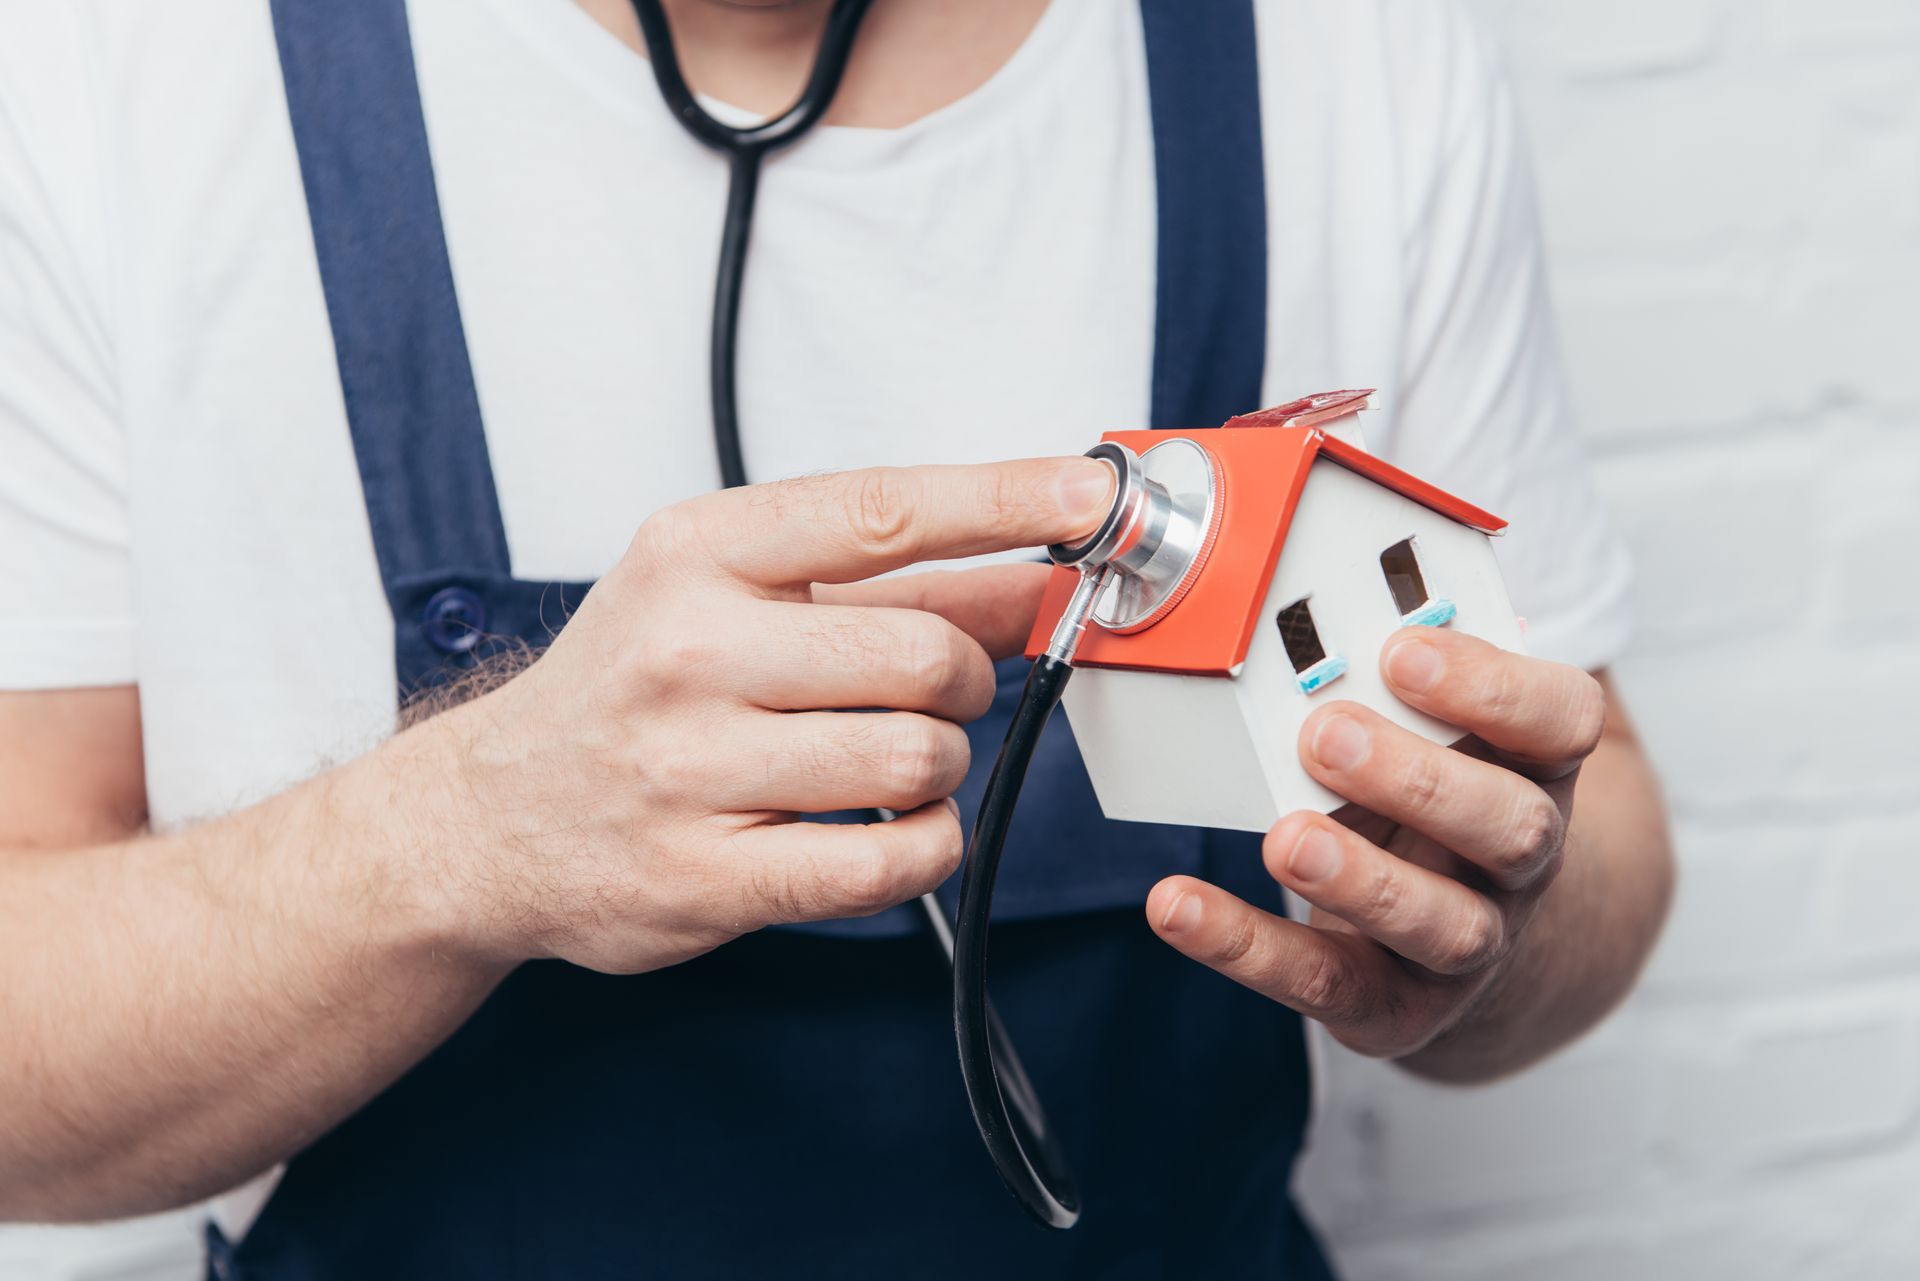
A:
[1047,441,1148,572]
[1047,438,1222,639]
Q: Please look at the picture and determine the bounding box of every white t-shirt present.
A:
[0,0,1631,1264]
[0,0,1631,829]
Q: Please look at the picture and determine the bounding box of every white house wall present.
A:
[1237,458,1527,820]
[1060,664,1276,831]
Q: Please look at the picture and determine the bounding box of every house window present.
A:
[1379,539,1429,614]
[1380,538,1457,627]
[1275,597,1346,693]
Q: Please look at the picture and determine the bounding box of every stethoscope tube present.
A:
[950,655,1084,1229]
[627,0,1084,1229]
[709,151,759,489]
[628,0,876,489]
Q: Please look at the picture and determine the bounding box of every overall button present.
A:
[420,586,488,654]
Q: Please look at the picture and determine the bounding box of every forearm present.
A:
[0,722,507,1222]
[1398,716,1673,1083]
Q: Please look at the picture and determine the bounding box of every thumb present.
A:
[813,563,1053,661]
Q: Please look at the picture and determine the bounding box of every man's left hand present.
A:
[1145,625,1607,1061]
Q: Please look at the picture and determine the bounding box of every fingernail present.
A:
[1160,890,1203,935]
[1057,458,1116,528]
[1311,714,1370,771]
[1287,827,1342,883]
[1386,637,1444,694]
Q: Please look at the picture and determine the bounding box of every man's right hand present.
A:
[412,457,1114,975]
[0,454,1112,1220]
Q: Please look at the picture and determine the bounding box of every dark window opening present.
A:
[1380,538,1430,616]
[1275,598,1327,673]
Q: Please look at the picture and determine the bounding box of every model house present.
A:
[1022,391,1526,833]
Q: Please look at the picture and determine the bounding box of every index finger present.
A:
[1380,627,1607,776]
[694,457,1114,589]
[813,563,1052,661]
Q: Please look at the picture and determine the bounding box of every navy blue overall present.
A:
[218,1,1334,1276]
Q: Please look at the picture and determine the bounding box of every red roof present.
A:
[1022,397,1505,677]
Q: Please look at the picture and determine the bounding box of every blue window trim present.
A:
[1400,597,1457,629]
[1295,654,1348,695]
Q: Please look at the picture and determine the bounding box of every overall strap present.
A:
[1138,0,1268,429]
[272,0,1265,570]
[271,0,510,585]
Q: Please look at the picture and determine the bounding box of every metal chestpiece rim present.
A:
[1047,442,1145,572]
[1047,438,1221,634]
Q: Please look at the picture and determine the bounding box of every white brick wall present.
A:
[8,3,1917,1278]
[1295,2,1920,1277]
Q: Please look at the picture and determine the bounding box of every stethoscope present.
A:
[627,0,874,491]
[629,0,1217,1231]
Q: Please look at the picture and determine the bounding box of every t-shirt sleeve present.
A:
[0,10,135,690]
[1376,0,1633,673]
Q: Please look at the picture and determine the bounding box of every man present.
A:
[0,0,1672,1276]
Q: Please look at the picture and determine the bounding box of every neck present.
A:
[575,0,1050,129]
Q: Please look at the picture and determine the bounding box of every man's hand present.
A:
[0,455,1114,1221]
[1146,626,1629,1068]
[417,458,1113,976]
